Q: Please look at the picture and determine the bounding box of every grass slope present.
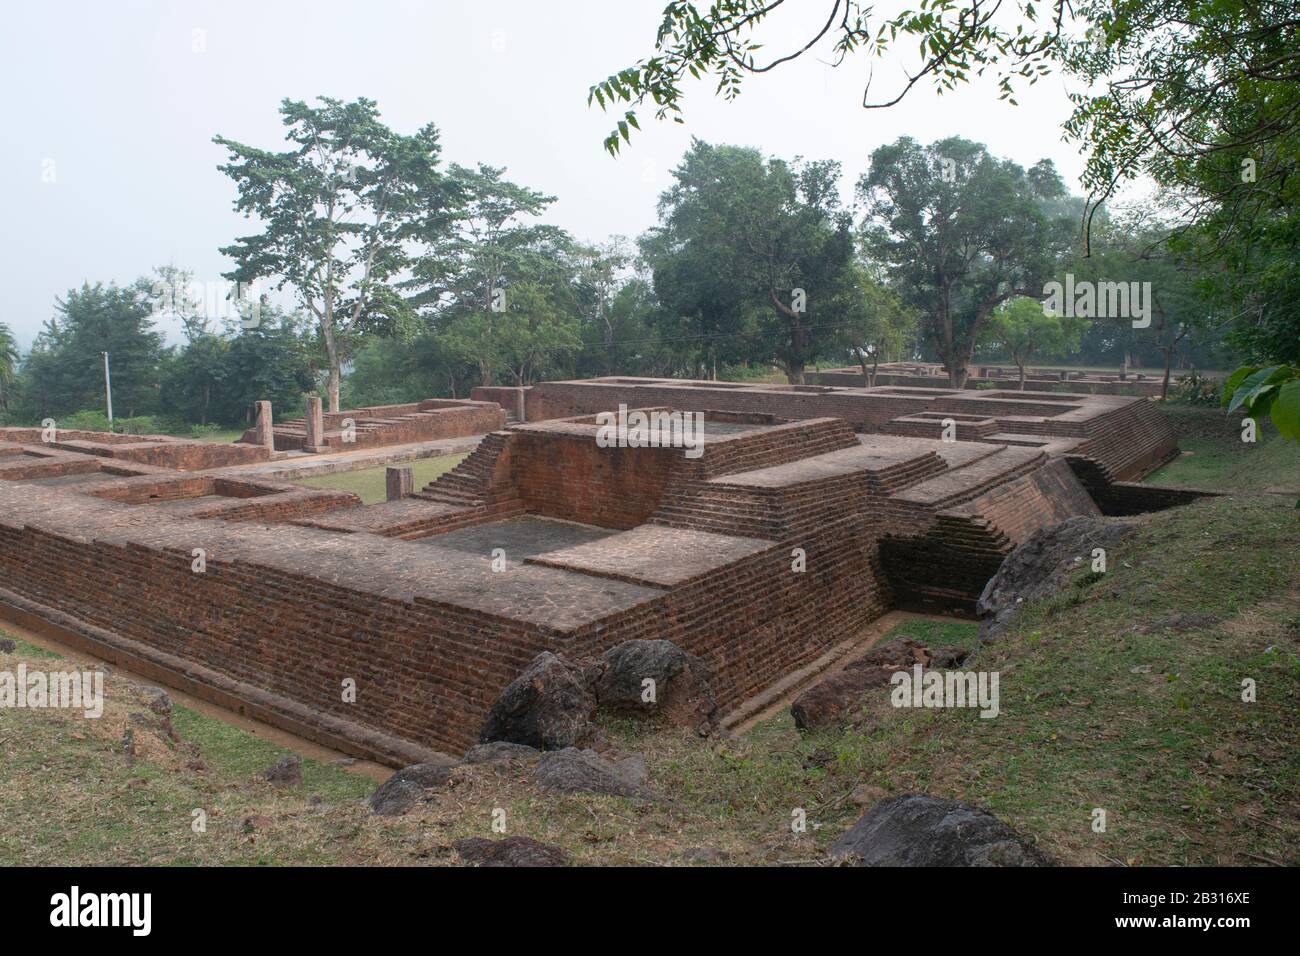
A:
[1147,404,1299,492]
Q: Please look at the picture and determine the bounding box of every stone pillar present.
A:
[386,466,413,501]
[304,395,327,453]
[253,401,274,450]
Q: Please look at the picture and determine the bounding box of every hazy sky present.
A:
[1,0,1097,350]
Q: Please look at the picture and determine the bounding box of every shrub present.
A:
[58,409,112,432]
[1170,371,1222,406]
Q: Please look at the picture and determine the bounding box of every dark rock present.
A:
[0,638,15,654]
[830,794,1051,867]
[978,516,1138,642]
[242,814,274,831]
[263,755,302,788]
[454,836,568,867]
[533,747,649,798]
[586,639,716,730]
[929,645,970,669]
[369,763,453,816]
[138,686,172,716]
[791,638,931,730]
[479,652,595,750]
[462,741,542,765]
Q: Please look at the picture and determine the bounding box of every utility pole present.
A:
[102,352,114,427]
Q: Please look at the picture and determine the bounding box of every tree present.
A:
[984,296,1085,389]
[592,1,1299,369]
[22,282,165,420]
[0,322,18,414]
[841,265,917,386]
[644,140,856,383]
[216,97,460,412]
[859,137,1074,387]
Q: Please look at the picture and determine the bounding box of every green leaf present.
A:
[1270,380,1300,441]
[1227,365,1279,413]
[1220,365,1257,406]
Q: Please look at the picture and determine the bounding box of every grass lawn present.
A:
[294,454,467,504]
[1146,405,1299,492]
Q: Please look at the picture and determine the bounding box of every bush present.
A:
[1170,370,1222,406]
[57,409,112,432]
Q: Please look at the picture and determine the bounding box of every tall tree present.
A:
[859,137,1074,387]
[216,97,460,411]
[593,1,1299,367]
[0,322,19,414]
[645,140,856,383]
[23,283,165,420]
[983,296,1086,389]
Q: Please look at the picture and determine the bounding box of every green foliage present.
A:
[57,409,112,432]
[860,137,1074,385]
[1222,364,1300,441]
[0,322,18,414]
[1169,370,1222,407]
[984,296,1085,388]
[641,139,858,382]
[216,97,460,410]
[596,2,1297,373]
[16,283,164,421]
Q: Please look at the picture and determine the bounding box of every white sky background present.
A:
[1,0,1106,350]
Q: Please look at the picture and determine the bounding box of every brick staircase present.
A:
[412,431,523,515]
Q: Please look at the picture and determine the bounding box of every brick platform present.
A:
[807,362,1174,396]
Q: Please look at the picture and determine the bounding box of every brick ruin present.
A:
[0,378,1212,765]
[804,361,1174,396]
[237,398,504,452]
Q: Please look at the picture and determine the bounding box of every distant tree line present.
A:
[0,91,1271,431]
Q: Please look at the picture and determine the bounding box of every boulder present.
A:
[454,836,568,867]
[479,652,595,750]
[0,638,16,654]
[369,763,453,816]
[586,639,716,730]
[978,516,1137,642]
[533,747,649,798]
[830,794,1051,867]
[791,637,931,730]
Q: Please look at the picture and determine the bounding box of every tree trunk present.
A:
[1018,364,1027,390]
[1160,348,1174,401]
[857,350,870,387]
[321,320,342,413]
